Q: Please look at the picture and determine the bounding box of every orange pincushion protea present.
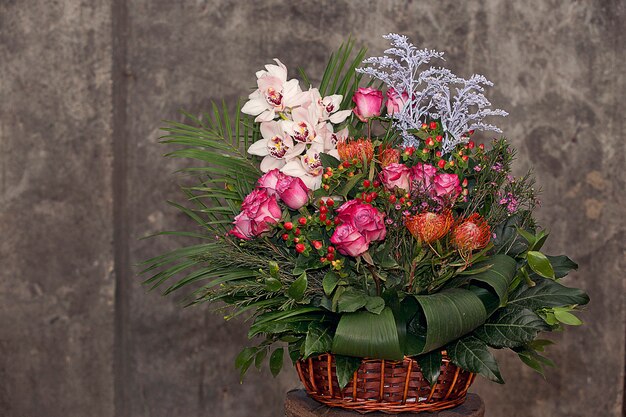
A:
[379,147,401,167]
[337,138,374,163]
[405,211,454,244]
[451,213,491,252]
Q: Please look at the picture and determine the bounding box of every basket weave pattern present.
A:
[296,353,475,414]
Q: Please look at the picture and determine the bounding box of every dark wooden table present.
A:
[285,390,484,417]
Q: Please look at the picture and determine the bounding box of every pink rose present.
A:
[379,163,411,192]
[385,88,409,116]
[276,175,309,210]
[352,87,383,122]
[330,223,369,257]
[433,173,461,200]
[336,200,387,242]
[257,169,282,195]
[410,163,437,193]
[230,188,282,239]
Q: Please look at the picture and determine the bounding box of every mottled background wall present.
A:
[0,1,624,416]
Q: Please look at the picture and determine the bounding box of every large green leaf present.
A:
[287,272,308,301]
[336,289,368,313]
[508,277,589,310]
[447,336,504,383]
[527,251,555,279]
[335,355,362,389]
[410,288,487,354]
[416,350,442,387]
[466,255,517,306]
[269,348,284,377]
[304,323,333,358]
[475,305,549,348]
[331,307,403,360]
[491,214,529,256]
[530,255,578,279]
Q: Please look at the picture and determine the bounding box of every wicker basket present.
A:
[296,353,475,414]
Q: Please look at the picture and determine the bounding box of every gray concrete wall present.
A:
[1,1,624,416]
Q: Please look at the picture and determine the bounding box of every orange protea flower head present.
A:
[451,213,491,253]
[405,211,454,244]
[379,147,401,167]
[337,137,374,163]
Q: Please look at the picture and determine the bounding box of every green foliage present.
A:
[416,350,443,387]
[335,355,362,389]
[447,336,504,383]
[475,305,549,348]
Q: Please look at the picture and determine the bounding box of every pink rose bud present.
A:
[330,223,369,257]
[335,200,387,243]
[385,87,409,116]
[379,163,411,192]
[276,175,310,210]
[433,173,462,200]
[410,162,437,193]
[257,169,283,196]
[352,87,383,122]
[230,188,282,239]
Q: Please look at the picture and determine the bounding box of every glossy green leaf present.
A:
[508,277,589,310]
[516,349,555,377]
[411,288,487,354]
[527,251,555,279]
[264,277,282,292]
[304,323,333,358]
[332,307,403,360]
[466,255,517,306]
[287,273,308,300]
[475,305,549,348]
[320,152,340,168]
[235,347,257,381]
[447,336,503,383]
[269,348,284,377]
[254,348,267,370]
[337,289,368,313]
[546,255,578,278]
[416,350,442,387]
[365,296,385,314]
[322,271,339,296]
[335,355,362,389]
[553,310,583,326]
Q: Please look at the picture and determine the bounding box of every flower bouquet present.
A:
[143,34,589,413]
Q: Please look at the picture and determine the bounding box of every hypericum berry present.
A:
[462,155,469,162]
[323,184,330,190]
[373,180,381,188]
[478,143,485,150]
[298,217,307,226]
[294,228,301,236]
[320,257,327,263]
[429,121,438,130]
[449,160,455,166]
[312,240,323,250]
[438,159,446,169]
[334,217,341,225]
[462,178,469,187]
[468,130,475,135]
[342,161,351,168]
[363,179,371,188]
[325,220,331,226]
[468,140,475,149]
[319,199,326,206]
[365,194,373,203]
[323,174,329,180]
[293,237,300,243]
[295,243,305,253]
[435,151,442,157]
[319,205,328,214]
[326,252,335,261]
[421,123,428,129]
[282,233,289,240]
[327,246,335,253]
[319,213,327,222]
[389,194,397,203]
[370,192,378,199]
[283,222,293,230]
[361,192,367,200]
[399,197,406,204]
[405,146,415,156]
[326,199,335,207]
[426,137,435,147]
[435,135,443,142]
[422,148,430,154]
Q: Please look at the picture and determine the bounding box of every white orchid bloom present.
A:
[302,88,352,124]
[247,121,306,172]
[241,59,307,122]
[281,103,320,145]
[281,143,326,190]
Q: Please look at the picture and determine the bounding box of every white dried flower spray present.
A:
[358,33,508,154]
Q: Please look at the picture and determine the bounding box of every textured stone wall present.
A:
[1,1,623,417]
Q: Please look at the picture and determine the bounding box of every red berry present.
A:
[370,192,378,199]
[325,220,332,226]
[282,233,289,240]
[421,123,428,129]
[361,192,367,200]
[478,143,485,150]
[426,137,435,146]
[435,135,443,142]
[462,178,468,187]
[320,257,327,263]
[435,151,442,157]
[327,246,335,253]
[326,253,335,261]
[399,197,406,204]
[319,199,326,206]
[298,217,307,226]
[342,161,351,168]
[405,146,415,156]
[283,222,293,230]
[295,243,305,253]
[429,122,438,130]
[373,180,381,188]
[363,179,371,188]
[326,199,335,207]
[365,194,373,203]
[468,130,475,135]
[438,159,446,169]
[334,217,341,225]
[389,195,397,203]
[319,213,327,222]
[468,140,475,149]
[294,228,301,236]
[312,240,323,250]
[319,205,328,214]
[462,155,469,162]
[422,148,430,154]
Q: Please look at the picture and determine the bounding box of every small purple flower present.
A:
[491,163,503,172]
